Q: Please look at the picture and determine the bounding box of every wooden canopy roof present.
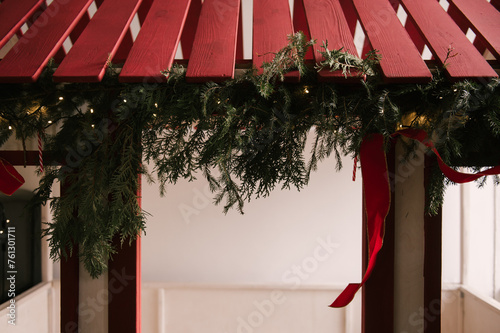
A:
[0,0,498,84]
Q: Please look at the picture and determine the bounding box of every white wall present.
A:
[141,152,362,287]
[442,179,499,300]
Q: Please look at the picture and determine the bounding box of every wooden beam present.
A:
[113,0,154,64]
[119,0,191,83]
[293,0,313,60]
[108,237,141,333]
[60,244,80,333]
[448,0,500,60]
[400,0,497,79]
[0,0,94,83]
[424,156,442,333]
[53,0,143,82]
[303,0,360,82]
[185,0,240,82]
[362,141,395,333]
[351,0,432,83]
[253,0,299,81]
[0,0,45,49]
[180,0,202,59]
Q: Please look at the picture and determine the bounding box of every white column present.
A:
[393,141,426,332]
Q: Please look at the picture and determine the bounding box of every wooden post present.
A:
[424,156,442,333]
[362,140,442,333]
[108,237,141,333]
[60,245,80,333]
[108,175,142,333]
[362,141,395,333]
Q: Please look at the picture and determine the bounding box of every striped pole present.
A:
[38,131,43,174]
[352,155,358,182]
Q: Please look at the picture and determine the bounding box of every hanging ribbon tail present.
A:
[330,133,391,307]
[395,128,500,183]
[0,157,25,195]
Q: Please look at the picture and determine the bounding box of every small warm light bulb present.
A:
[217,100,221,105]
[123,99,127,103]
[6,219,10,223]
[0,230,3,234]
[304,88,310,94]
[153,114,157,117]
[8,125,12,130]
[439,96,443,100]
[91,124,95,128]
[48,120,52,124]
[90,108,94,113]
[59,96,64,101]
[154,103,158,108]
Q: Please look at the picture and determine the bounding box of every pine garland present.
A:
[1,32,499,277]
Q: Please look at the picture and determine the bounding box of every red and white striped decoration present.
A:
[38,131,43,174]
[352,155,358,182]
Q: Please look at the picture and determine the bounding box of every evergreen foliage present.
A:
[1,33,499,277]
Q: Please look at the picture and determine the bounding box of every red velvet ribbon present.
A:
[330,128,500,308]
[0,157,25,196]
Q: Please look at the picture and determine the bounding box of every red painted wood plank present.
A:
[303,0,360,82]
[120,0,191,83]
[351,0,432,83]
[293,0,314,60]
[401,0,497,79]
[236,7,244,60]
[180,0,202,59]
[54,0,142,82]
[492,0,500,11]
[108,237,141,333]
[400,0,497,79]
[448,0,500,60]
[52,9,91,64]
[185,0,240,82]
[0,0,45,49]
[112,0,153,64]
[338,0,359,37]
[404,14,426,55]
[253,0,299,82]
[0,0,93,83]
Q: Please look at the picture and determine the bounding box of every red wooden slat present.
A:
[53,6,92,64]
[54,0,142,82]
[253,0,299,82]
[338,0,359,37]
[351,0,432,83]
[0,0,93,83]
[185,0,240,82]
[0,0,45,49]
[180,0,202,59]
[112,0,153,63]
[120,0,191,83]
[400,0,497,79]
[293,0,314,60]
[236,6,244,60]
[403,14,426,55]
[492,0,500,11]
[303,0,360,82]
[448,0,500,60]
